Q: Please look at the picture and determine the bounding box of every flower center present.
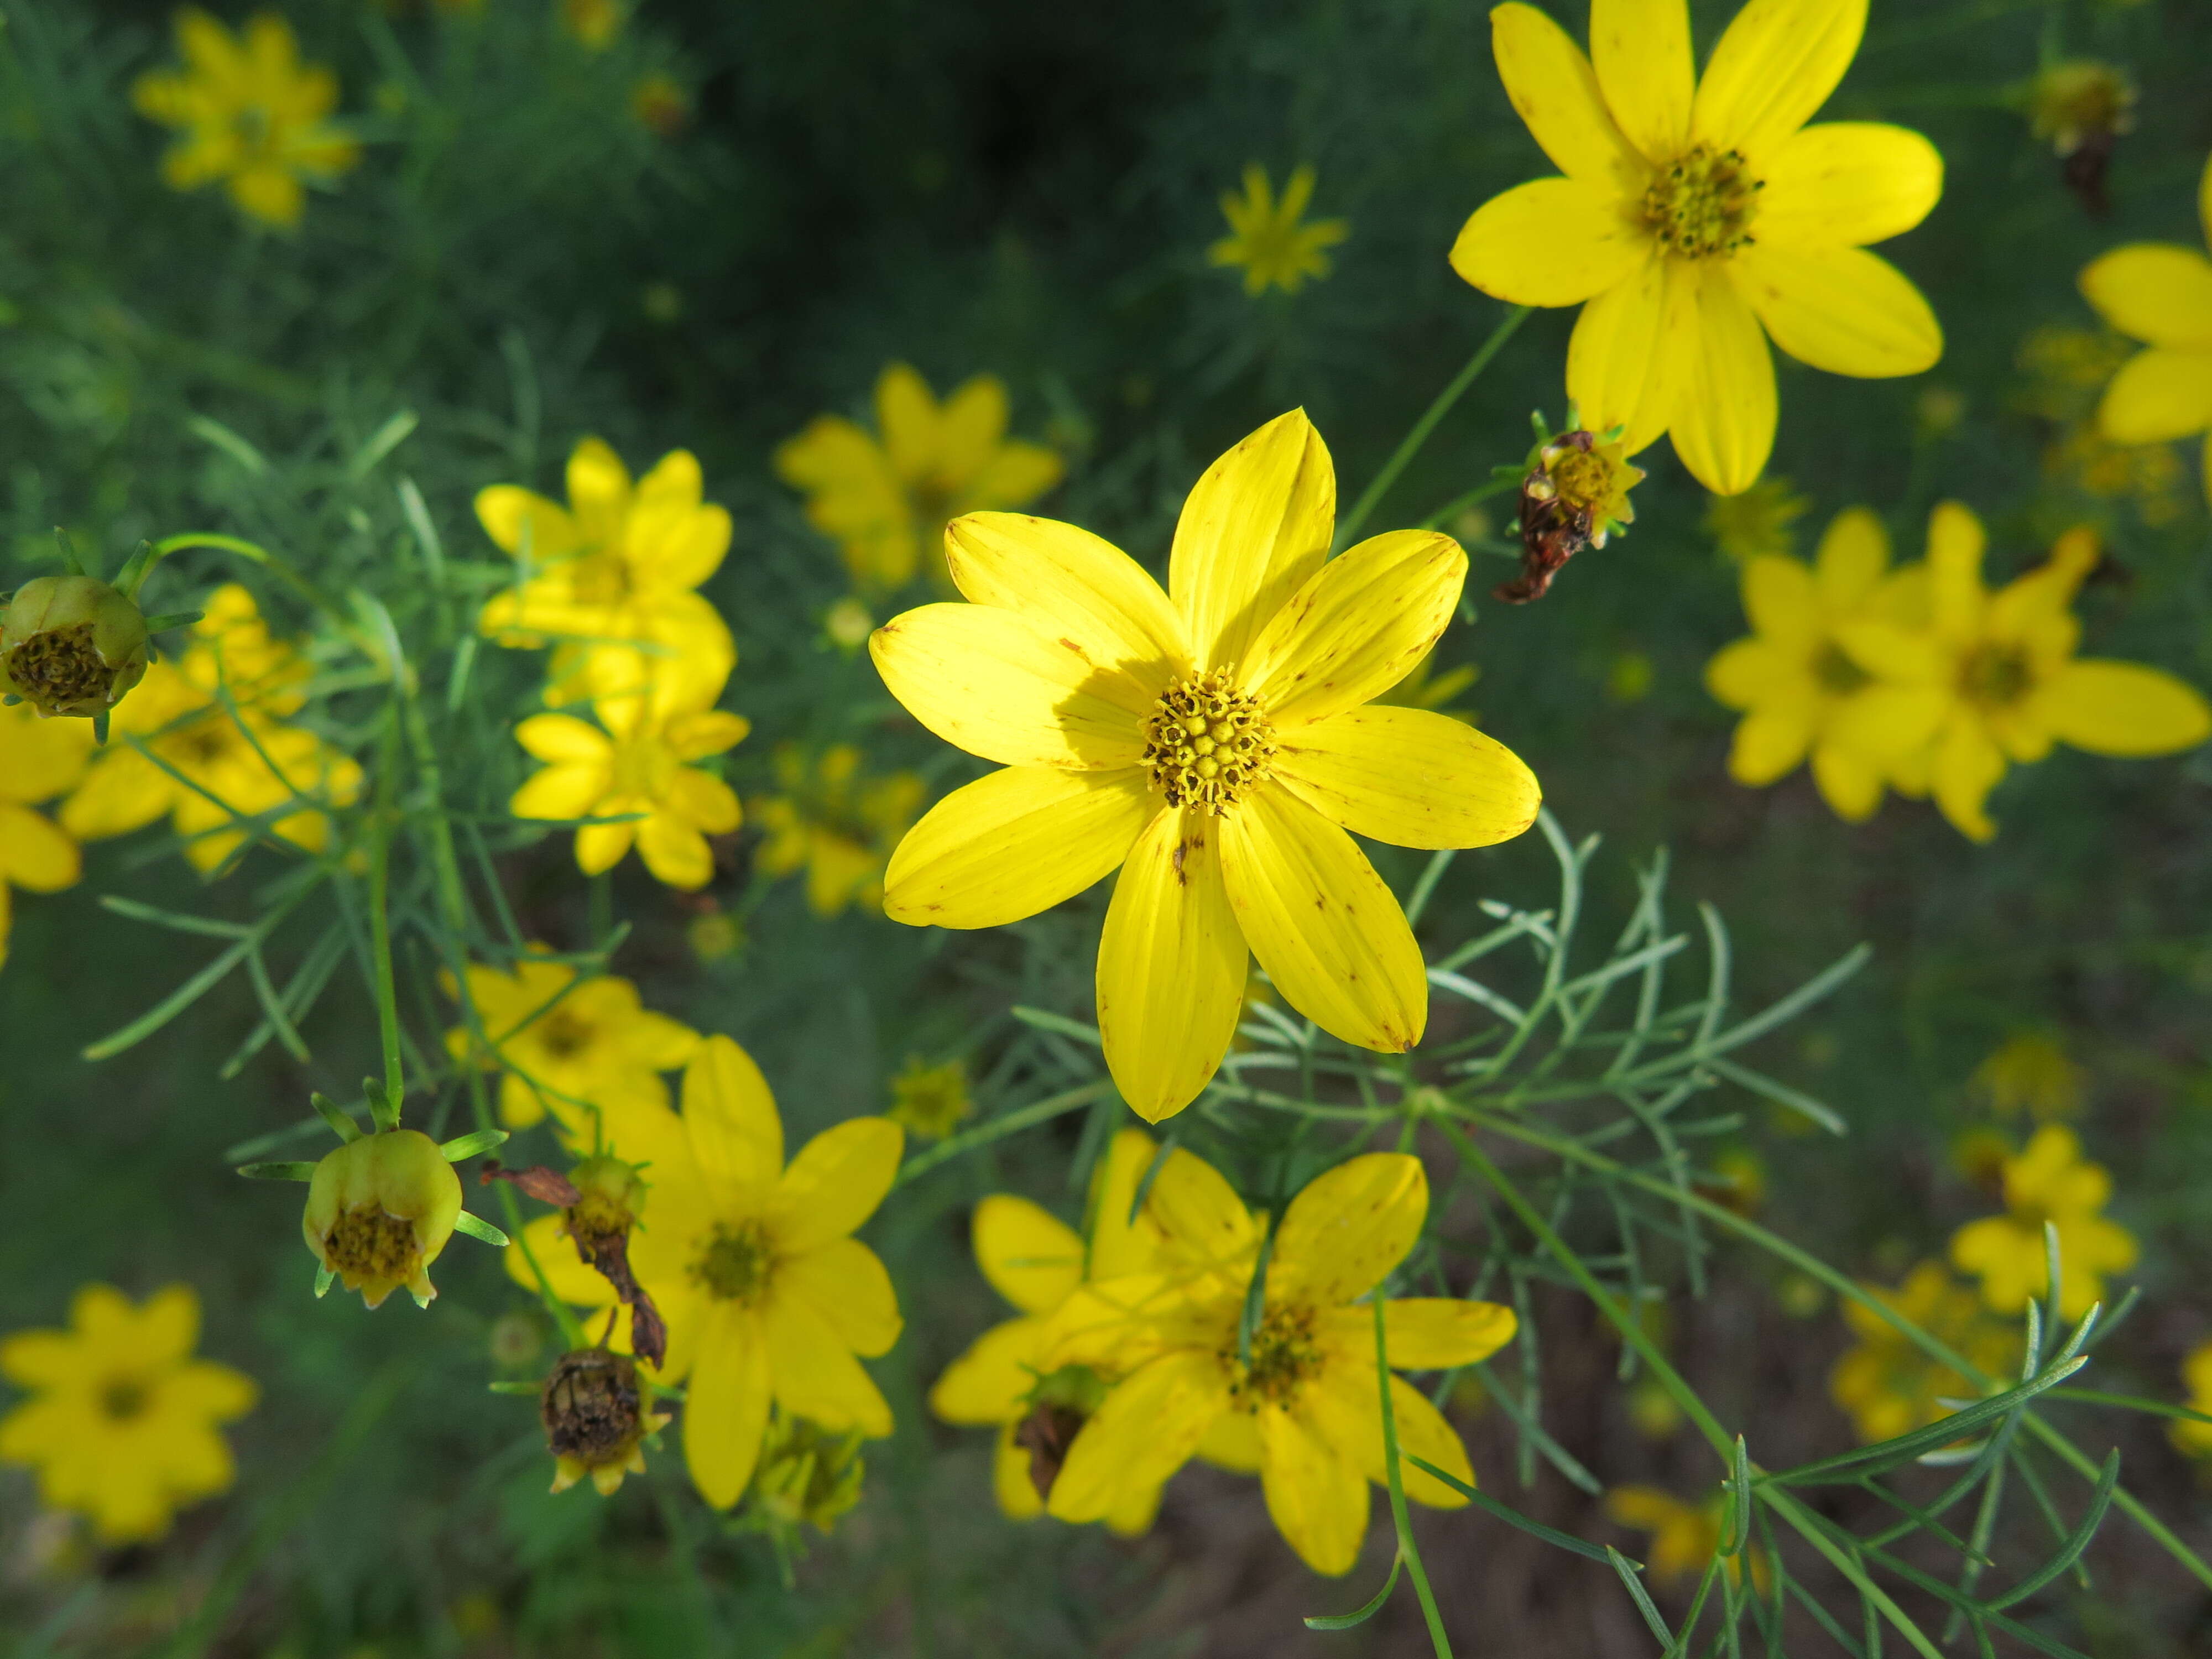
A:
[1642,145,1761,260]
[1813,641,1871,697]
[1225,1303,1323,1409]
[540,1348,644,1466]
[566,550,637,608]
[1961,644,2033,708]
[1142,670,1276,815]
[692,1220,778,1306]
[100,1377,150,1421]
[610,731,676,801]
[538,1008,593,1060]
[325,1207,421,1284]
[4,624,112,710]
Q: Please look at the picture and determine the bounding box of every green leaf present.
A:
[1766,1358,2088,1488]
[347,409,419,479]
[238,1162,319,1181]
[1010,1005,1102,1047]
[453,1211,509,1247]
[440,1128,509,1162]
[1607,1545,1672,1648]
[1304,1555,1401,1630]
[84,935,258,1060]
[1986,1451,2119,1611]
[1405,1458,1618,1562]
[487,1380,540,1396]
[311,1093,364,1143]
[314,1265,336,1299]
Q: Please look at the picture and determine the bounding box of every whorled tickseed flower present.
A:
[302,1130,464,1310]
[1496,419,1642,604]
[540,1347,671,1497]
[0,576,150,718]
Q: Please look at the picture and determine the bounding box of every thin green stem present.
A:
[1375,1296,1454,1658]
[148,533,379,656]
[1420,473,1521,532]
[369,707,406,1117]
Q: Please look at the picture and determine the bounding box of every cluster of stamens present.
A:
[325,1207,421,1282]
[1961,643,2033,708]
[1812,641,1871,697]
[1142,670,1276,815]
[1642,145,1761,260]
[1225,1304,1322,1408]
[693,1219,776,1305]
[4,625,109,708]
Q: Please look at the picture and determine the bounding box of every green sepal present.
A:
[311,1092,365,1142]
[363,1075,400,1133]
[440,1128,509,1163]
[314,1264,336,1298]
[238,1160,320,1180]
[53,525,86,578]
[453,1211,510,1247]
[487,1380,540,1396]
[142,610,204,633]
[92,709,109,747]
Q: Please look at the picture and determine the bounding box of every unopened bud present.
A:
[1,575,150,718]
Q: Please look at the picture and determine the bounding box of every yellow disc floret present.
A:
[1141,670,1277,815]
[1642,145,1762,260]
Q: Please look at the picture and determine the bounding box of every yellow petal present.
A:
[973,1194,1086,1316]
[1741,555,1821,649]
[1931,717,2005,842]
[1379,1297,1519,1368]
[993,1418,1045,1519]
[504,1213,619,1307]
[1567,249,1701,453]
[945,513,1190,697]
[510,766,605,823]
[1104,1477,1165,1537]
[773,1117,904,1253]
[1702,637,1792,709]
[1809,738,1885,821]
[1305,1365,1475,1509]
[1590,0,1694,164]
[681,1033,784,1201]
[869,603,1149,769]
[1488,2,1644,192]
[1272,1153,1426,1305]
[1449,177,1648,307]
[1219,788,1426,1055]
[1735,245,1943,378]
[573,820,635,875]
[883,766,1156,929]
[2094,347,2212,444]
[2034,660,2211,758]
[1691,0,1867,163]
[875,363,940,483]
[1168,410,1335,675]
[1671,267,1776,495]
[1756,123,1943,249]
[1258,1402,1370,1575]
[1924,499,1987,644]
[1048,1350,1229,1523]
[1147,1146,1260,1274]
[782,1236,902,1358]
[1095,807,1248,1123]
[0,806,79,893]
[763,1290,893,1436]
[1086,1127,1170,1281]
[2077,245,2212,349]
[1729,702,1816,785]
[930,1317,1047,1425]
[565,437,633,538]
[1197,1408,1264,1473]
[1273,706,1539,850]
[1241,530,1466,729]
[514,713,611,765]
[636,812,713,889]
[684,1303,771,1508]
[962,440,1066,512]
[933,375,1011,486]
[1813,506,1890,609]
[1823,684,1949,763]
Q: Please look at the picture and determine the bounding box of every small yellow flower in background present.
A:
[822,596,874,653]
[0,1284,256,1543]
[1950,1125,2136,1319]
[1916,387,1967,441]
[749,743,925,917]
[1040,1152,1516,1575]
[1829,1260,2020,1444]
[1605,1487,1765,1589]
[477,439,736,712]
[931,1130,1176,1535]
[1452,0,1944,495]
[1604,649,1653,704]
[1951,1126,2014,1196]
[132,9,359,229]
[2014,325,2133,422]
[2026,61,2136,160]
[887,1056,972,1141]
[1838,507,2211,841]
[775,364,1065,593]
[1972,1032,2085,1122]
[2171,1342,2212,1460]
[2042,424,2189,525]
[872,410,1542,1123]
[1704,477,1809,563]
[631,74,687,138]
[2079,150,2212,508]
[1207,165,1349,295]
[559,0,622,50]
[442,948,700,1134]
[540,1347,670,1495]
[510,681,749,890]
[61,585,362,872]
[749,1411,866,1533]
[1372,649,1479,724]
[513,1036,904,1509]
[302,1129,465,1310]
[0,702,92,971]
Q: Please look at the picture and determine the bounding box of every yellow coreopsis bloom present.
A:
[1704,476,1809,562]
[511,679,749,890]
[0,703,92,971]
[1452,0,1944,495]
[131,9,359,229]
[442,948,700,1133]
[2171,1342,2212,1460]
[1839,507,2211,841]
[1040,1152,1516,1576]
[0,1284,256,1543]
[872,410,1542,1123]
[1971,1032,2085,1122]
[775,364,1066,593]
[2079,150,2212,508]
[1828,1261,2020,1444]
[60,585,362,871]
[749,743,925,917]
[1605,1486,1766,1589]
[1950,1125,2136,1319]
[886,1056,972,1141]
[1208,165,1350,295]
[511,1036,904,1508]
[477,439,736,711]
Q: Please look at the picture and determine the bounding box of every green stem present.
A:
[369,708,406,1118]
[1337,306,1530,549]
[1420,473,1521,533]
[1374,1296,1454,1658]
[146,532,380,658]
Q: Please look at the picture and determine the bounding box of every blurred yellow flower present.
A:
[631,74,687,138]
[1829,1261,2020,1443]
[1704,477,1808,563]
[1605,1486,1765,1589]
[61,585,362,871]
[560,0,622,49]
[871,410,1541,1122]
[2042,422,2189,525]
[1207,165,1349,295]
[0,703,92,971]
[1040,1152,1515,1576]
[749,743,925,917]
[2171,1342,2212,1459]
[1451,0,1944,495]
[886,1056,972,1141]
[2013,325,2133,422]
[132,9,358,228]
[1971,1032,2085,1121]
[442,948,700,1134]
[2079,150,2212,508]
[1950,1125,2136,1318]
[0,1284,256,1543]
[775,363,1065,592]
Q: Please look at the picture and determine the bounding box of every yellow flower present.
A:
[871,410,1543,1122]
[2042,422,2189,525]
[0,1284,256,1543]
[1372,649,1479,723]
[886,1056,972,1141]
[1605,1487,1765,1589]
[0,702,92,971]
[60,585,362,872]
[560,0,622,49]
[1971,1032,2085,1122]
[2170,1341,2212,1459]
[1039,1152,1516,1576]
[442,948,700,1134]
[1452,0,1944,495]
[631,73,687,138]
[1207,165,1349,295]
[510,681,749,890]
[1950,1125,2137,1319]
[1828,1261,2020,1444]
[540,1347,670,1495]
[2080,151,2212,509]
[303,1129,466,1310]
[2013,325,2132,423]
[2026,61,2136,159]
[775,364,1065,593]
[131,9,359,229]
[749,743,925,917]
[929,1130,1176,1533]
[1838,508,2211,841]
[1704,476,1809,562]
[510,1036,905,1509]
[477,439,736,712]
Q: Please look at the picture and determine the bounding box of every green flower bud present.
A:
[302,1129,464,1310]
[753,1412,866,1535]
[0,575,151,718]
